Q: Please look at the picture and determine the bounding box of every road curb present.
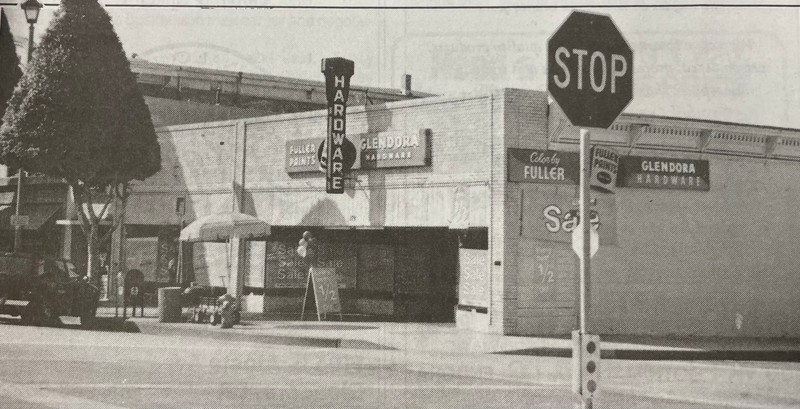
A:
[127,319,800,362]
[129,319,395,350]
[495,347,800,362]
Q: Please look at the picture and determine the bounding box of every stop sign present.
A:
[548,11,633,129]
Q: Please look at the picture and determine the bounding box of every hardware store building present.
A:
[122,88,800,337]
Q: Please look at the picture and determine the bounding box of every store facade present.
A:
[127,88,800,337]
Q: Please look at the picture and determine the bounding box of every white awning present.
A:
[179,212,270,242]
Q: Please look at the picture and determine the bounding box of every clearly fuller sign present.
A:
[507,148,579,184]
[548,11,633,129]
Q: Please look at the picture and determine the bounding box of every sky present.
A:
[2,1,799,129]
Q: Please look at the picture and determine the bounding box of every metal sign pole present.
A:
[579,128,592,409]
[579,128,590,334]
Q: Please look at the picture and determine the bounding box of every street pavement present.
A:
[0,315,799,408]
[104,307,800,360]
[0,318,780,409]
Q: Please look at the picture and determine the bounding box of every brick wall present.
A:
[500,90,555,335]
[525,106,800,337]
[129,87,800,337]
[589,154,800,337]
[240,95,493,228]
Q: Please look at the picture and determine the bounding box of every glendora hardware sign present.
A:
[618,156,710,191]
[360,129,430,168]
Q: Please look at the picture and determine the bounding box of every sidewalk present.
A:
[100,307,800,362]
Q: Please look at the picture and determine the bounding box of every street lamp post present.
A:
[175,197,186,286]
[13,0,43,252]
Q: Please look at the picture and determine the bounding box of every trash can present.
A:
[158,287,183,323]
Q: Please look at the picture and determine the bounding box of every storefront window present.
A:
[357,244,394,292]
[265,240,356,289]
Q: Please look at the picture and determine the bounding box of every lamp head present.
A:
[20,0,43,24]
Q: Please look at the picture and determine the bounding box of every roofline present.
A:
[150,87,798,136]
[619,111,800,134]
[129,58,437,99]
[153,90,500,133]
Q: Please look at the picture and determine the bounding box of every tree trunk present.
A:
[117,190,127,301]
[87,223,99,285]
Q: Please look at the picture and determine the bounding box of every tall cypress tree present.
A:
[0,9,22,130]
[0,0,161,281]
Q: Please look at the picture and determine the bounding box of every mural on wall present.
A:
[517,241,576,310]
[522,185,617,245]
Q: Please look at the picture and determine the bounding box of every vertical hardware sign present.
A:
[321,57,355,194]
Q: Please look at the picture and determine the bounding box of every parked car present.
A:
[0,253,99,328]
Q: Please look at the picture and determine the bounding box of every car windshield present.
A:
[0,256,33,276]
[54,261,80,279]
[63,262,79,279]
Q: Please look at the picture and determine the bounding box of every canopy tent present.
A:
[179,212,270,243]
[178,212,271,317]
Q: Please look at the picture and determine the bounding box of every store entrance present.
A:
[390,228,459,323]
[264,227,459,322]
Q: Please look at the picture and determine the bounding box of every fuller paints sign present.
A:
[286,138,321,172]
[618,156,710,191]
[507,148,579,184]
[590,146,619,193]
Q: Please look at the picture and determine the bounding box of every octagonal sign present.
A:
[548,11,633,129]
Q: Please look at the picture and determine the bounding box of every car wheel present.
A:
[22,300,57,327]
[20,308,34,326]
[80,306,97,329]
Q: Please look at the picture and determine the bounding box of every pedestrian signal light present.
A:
[572,331,601,397]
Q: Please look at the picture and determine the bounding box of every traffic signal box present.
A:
[572,330,601,397]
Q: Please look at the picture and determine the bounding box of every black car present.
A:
[0,253,99,327]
